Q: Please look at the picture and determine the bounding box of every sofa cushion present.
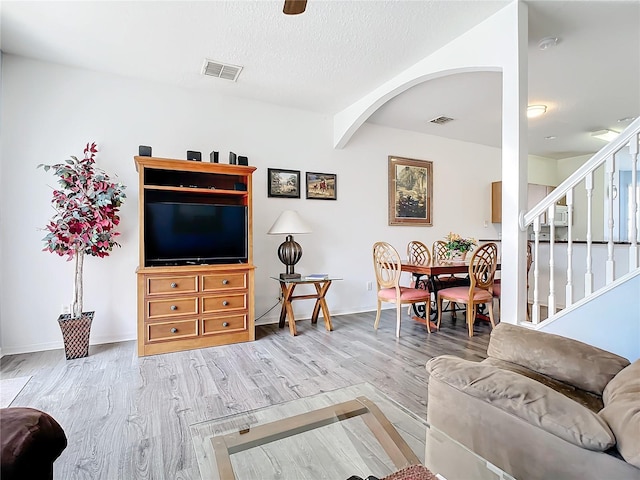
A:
[482,357,604,413]
[426,355,615,451]
[600,359,640,468]
[486,323,630,395]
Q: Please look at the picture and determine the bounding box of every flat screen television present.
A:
[145,202,248,266]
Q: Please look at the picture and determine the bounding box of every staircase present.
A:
[520,117,640,328]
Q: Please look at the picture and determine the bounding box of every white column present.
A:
[565,189,574,307]
[547,205,556,315]
[500,2,529,325]
[606,154,615,283]
[585,172,594,295]
[532,217,541,325]
[630,132,639,269]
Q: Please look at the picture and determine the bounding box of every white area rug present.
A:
[0,376,32,408]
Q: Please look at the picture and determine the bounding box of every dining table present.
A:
[400,258,501,330]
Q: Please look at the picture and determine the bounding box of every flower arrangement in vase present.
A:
[39,142,126,358]
[444,232,477,260]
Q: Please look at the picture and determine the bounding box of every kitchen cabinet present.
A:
[491,181,565,223]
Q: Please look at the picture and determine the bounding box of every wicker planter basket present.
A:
[57,311,94,360]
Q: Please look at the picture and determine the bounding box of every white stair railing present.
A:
[520,117,640,325]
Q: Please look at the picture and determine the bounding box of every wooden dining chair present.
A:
[432,240,470,287]
[432,240,450,263]
[493,241,533,321]
[437,242,498,337]
[373,242,433,337]
[407,240,431,288]
[406,240,432,315]
[431,240,469,318]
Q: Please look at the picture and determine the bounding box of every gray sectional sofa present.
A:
[425,323,640,480]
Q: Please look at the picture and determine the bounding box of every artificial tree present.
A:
[40,142,126,320]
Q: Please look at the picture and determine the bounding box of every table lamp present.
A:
[267,210,312,279]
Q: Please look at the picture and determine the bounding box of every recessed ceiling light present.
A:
[591,129,619,142]
[527,105,547,118]
[538,36,559,50]
[617,116,636,123]
[545,135,557,140]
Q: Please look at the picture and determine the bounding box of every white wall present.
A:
[528,154,558,186]
[0,55,501,354]
[538,272,640,362]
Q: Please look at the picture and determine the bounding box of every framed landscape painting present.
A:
[388,156,433,226]
[306,172,337,200]
[268,168,301,198]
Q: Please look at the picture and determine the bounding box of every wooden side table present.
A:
[271,277,341,336]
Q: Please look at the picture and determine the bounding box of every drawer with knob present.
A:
[202,272,247,292]
[138,265,254,355]
[146,297,198,319]
[202,314,247,335]
[201,294,247,314]
[147,319,198,342]
[146,275,198,296]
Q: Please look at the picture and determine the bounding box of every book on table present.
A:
[305,273,329,280]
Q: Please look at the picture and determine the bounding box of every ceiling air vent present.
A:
[202,59,243,82]
[429,116,454,125]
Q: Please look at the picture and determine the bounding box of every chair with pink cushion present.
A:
[373,241,433,337]
[406,240,432,315]
[407,240,431,287]
[493,241,533,320]
[437,242,498,337]
[432,240,470,319]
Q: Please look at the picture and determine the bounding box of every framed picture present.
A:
[268,168,301,198]
[306,172,337,200]
[388,156,433,226]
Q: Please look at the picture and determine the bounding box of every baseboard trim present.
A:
[255,304,380,326]
[1,333,136,357]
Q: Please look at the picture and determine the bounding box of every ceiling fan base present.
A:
[283,0,307,15]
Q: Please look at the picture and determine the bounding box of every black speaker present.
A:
[237,155,248,166]
[209,151,219,163]
[229,152,237,165]
[139,145,152,157]
[187,151,202,161]
[234,182,247,191]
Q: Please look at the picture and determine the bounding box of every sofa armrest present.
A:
[600,359,640,468]
[426,355,615,451]
[486,323,629,395]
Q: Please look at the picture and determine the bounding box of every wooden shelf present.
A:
[144,185,247,196]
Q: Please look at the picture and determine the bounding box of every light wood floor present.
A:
[0,309,493,480]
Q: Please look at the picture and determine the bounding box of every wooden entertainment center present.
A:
[134,156,256,356]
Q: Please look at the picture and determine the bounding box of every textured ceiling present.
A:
[1,0,639,159]
[0,0,507,112]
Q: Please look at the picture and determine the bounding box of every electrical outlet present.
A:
[366,281,373,291]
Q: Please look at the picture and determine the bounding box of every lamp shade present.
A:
[267,210,312,235]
